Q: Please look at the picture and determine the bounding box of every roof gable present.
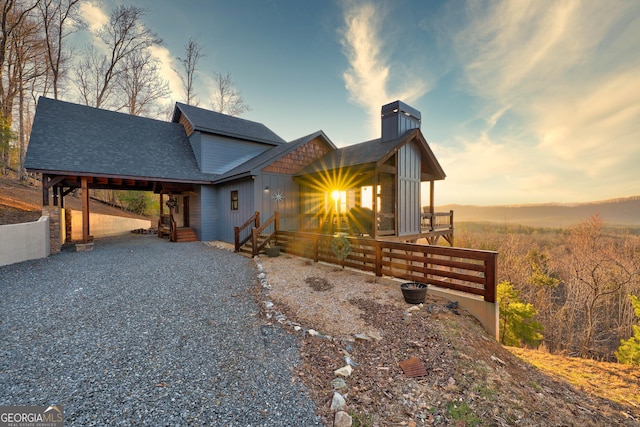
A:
[25,97,215,182]
[296,129,446,181]
[213,130,336,183]
[173,103,285,145]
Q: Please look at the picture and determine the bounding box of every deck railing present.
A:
[275,230,497,302]
[421,210,454,232]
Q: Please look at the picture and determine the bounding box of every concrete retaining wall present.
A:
[69,210,151,241]
[0,216,50,267]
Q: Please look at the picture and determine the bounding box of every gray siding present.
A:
[258,173,300,231]
[189,132,202,169]
[215,179,255,243]
[398,142,421,236]
[199,185,219,241]
[200,134,272,174]
[190,186,202,239]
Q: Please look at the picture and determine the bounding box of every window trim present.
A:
[230,190,239,211]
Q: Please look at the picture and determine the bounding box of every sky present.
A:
[73,0,640,206]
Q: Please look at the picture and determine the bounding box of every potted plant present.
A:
[401,282,428,304]
[331,233,352,269]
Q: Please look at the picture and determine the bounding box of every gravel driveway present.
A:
[0,235,320,426]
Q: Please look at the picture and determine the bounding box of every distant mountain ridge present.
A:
[437,196,640,228]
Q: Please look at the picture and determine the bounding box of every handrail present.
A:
[252,211,279,256]
[234,211,260,251]
[421,210,454,231]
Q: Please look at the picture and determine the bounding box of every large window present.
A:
[230,190,238,210]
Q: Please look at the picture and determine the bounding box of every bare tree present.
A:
[38,0,84,100]
[211,70,250,116]
[13,14,48,180]
[1,0,40,121]
[558,215,637,359]
[117,49,170,117]
[175,36,203,105]
[74,5,161,108]
[0,1,43,175]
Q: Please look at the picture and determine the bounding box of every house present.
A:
[25,98,453,248]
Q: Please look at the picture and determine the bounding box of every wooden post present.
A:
[81,176,90,243]
[375,240,382,277]
[484,253,497,303]
[42,174,49,206]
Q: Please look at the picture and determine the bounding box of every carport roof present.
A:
[25,97,217,183]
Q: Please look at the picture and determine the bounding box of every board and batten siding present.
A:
[199,134,273,175]
[215,179,255,243]
[397,141,421,236]
[258,173,300,231]
[194,185,219,241]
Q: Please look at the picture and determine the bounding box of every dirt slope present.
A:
[0,175,151,225]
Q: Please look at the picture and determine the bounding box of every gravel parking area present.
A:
[0,235,320,426]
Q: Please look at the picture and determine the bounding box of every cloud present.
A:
[148,45,183,102]
[441,0,640,202]
[78,2,109,33]
[340,1,430,136]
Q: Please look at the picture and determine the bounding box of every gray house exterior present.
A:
[25,98,449,246]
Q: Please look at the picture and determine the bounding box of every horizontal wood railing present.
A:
[276,230,497,302]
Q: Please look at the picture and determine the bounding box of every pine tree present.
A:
[615,295,640,365]
[498,281,544,347]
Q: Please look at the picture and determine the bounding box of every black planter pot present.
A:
[265,246,280,257]
[401,282,428,304]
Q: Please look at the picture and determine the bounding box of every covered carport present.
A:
[25,97,216,246]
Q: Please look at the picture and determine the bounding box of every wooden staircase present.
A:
[174,227,198,242]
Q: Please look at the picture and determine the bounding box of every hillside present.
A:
[3,175,640,424]
[438,196,640,228]
[0,175,151,225]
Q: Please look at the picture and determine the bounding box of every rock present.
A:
[330,391,347,411]
[334,365,353,378]
[334,410,353,427]
[368,331,383,341]
[402,312,412,325]
[344,356,358,366]
[354,333,371,341]
[407,305,422,312]
[258,272,266,279]
[263,301,274,309]
[307,329,320,337]
[330,377,348,389]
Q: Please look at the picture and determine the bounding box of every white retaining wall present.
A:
[70,210,151,240]
[0,216,50,267]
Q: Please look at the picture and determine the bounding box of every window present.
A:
[230,190,238,210]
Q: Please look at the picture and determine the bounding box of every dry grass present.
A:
[508,347,640,410]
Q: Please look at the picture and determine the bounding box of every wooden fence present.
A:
[276,230,498,302]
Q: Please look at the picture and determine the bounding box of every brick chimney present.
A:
[381,100,421,142]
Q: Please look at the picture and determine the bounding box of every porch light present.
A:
[331,190,341,201]
[264,186,270,192]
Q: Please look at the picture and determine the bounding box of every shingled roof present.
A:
[173,103,285,145]
[25,97,215,182]
[296,128,446,181]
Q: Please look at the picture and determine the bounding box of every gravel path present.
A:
[0,235,321,426]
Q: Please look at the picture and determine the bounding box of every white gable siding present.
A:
[199,133,272,174]
[398,141,421,236]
